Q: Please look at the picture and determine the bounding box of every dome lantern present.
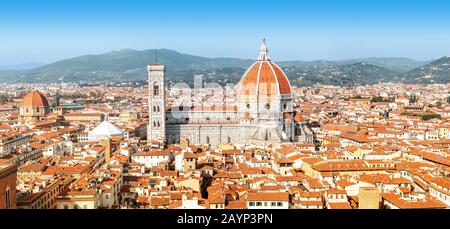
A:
[237,39,292,97]
[258,38,270,61]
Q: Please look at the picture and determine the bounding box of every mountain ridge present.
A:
[402,56,450,84]
[0,48,447,85]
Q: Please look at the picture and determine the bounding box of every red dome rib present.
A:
[240,62,260,96]
[20,91,49,107]
[258,62,277,96]
[239,61,291,97]
[270,62,291,94]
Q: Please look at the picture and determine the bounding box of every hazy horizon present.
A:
[0,47,438,69]
[1,0,450,65]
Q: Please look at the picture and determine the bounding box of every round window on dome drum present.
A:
[265,103,271,110]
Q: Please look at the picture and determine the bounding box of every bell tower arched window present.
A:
[153,84,160,96]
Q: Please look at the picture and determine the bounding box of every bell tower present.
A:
[147,51,166,143]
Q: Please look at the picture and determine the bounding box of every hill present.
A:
[333,57,430,72]
[402,56,450,84]
[287,62,399,86]
[8,49,254,83]
[1,48,446,86]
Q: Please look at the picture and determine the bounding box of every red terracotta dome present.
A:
[20,91,49,107]
[238,39,292,97]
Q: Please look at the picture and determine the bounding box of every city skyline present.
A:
[1,0,450,215]
[0,37,449,212]
[2,0,450,65]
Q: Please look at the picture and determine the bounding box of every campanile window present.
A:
[153,84,160,96]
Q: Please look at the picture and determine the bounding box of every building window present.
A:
[271,202,276,207]
[246,104,250,109]
[249,202,255,207]
[153,84,160,96]
[36,107,40,113]
[227,136,231,144]
[277,202,283,207]
[256,202,262,206]
[206,136,210,144]
[157,106,160,113]
[5,187,11,209]
[265,103,271,110]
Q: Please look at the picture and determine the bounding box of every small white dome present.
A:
[88,121,123,141]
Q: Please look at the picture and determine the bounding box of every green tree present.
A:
[371,96,383,102]
[421,114,441,121]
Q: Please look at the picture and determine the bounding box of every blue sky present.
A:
[1,0,450,64]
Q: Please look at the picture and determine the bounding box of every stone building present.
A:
[19,91,50,124]
[148,40,314,145]
[0,163,17,209]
